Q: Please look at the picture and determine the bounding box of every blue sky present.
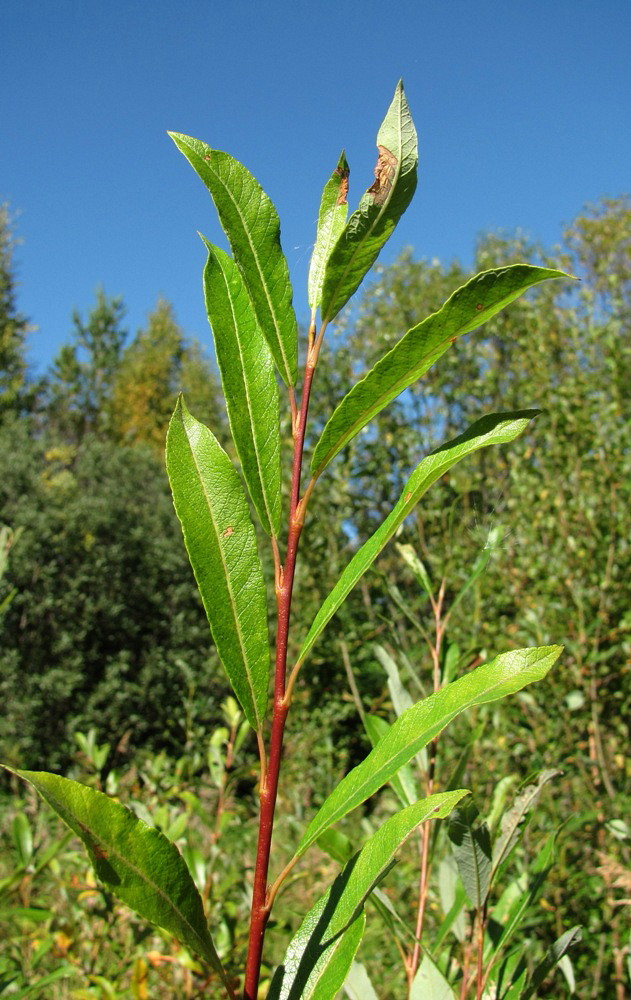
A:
[3,1,630,376]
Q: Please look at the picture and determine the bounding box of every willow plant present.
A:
[2,83,573,998]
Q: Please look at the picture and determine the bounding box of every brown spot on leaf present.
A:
[222,526,234,538]
[476,303,484,311]
[369,145,398,205]
[92,843,109,861]
[404,491,412,503]
[335,166,350,205]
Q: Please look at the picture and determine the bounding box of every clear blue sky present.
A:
[3,0,630,376]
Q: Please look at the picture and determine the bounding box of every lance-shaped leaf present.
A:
[491,768,561,880]
[312,264,569,476]
[169,132,298,387]
[343,962,379,1000]
[489,830,558,962]
[410,954,456,1000]
[202,239,281,536]
[364,714,417,808]
[308,151,350,312]
[300,411,537,666]
[270,791,466,999]
[320,80,418,323]
[166,398,269,730]
[3,769,231,990]
[522,925,582,999]
[448,800,493,909]
[295,646,561,858]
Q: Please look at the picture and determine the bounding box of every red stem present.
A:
[242,353,317,1000]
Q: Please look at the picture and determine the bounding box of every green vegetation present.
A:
[1,90,629,998]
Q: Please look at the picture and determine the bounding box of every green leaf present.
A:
[320,81,418,323]
[312,264,570,476]
[487,949,528,1000]
[396,542,434,600]
[435,858,467,947]
[2,769,230,988]
[522,925,582,999]
[364,714,417,808]
[202,239,281,536]
[343,961,379,1000]
[410,953,456,999]
[489,831,559,962]
[448,800,492,909]
[491,769,561,881]
[308,151,350,312]
[271,792,466,999]
[317,827,354,867]
[269,911,365,1000]
[169,132,298,386]
[300,411,538,665]
[166,397,269,730]
[11,813,33,868]
[374,644,414,716]
[295,646,561,858]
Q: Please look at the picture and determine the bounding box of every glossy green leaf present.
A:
[300,411,538,665]
[296,646,561,858]
[320,81,417,324]
[268,909,365,1000]
[166,397,269,730]
[308,151,350,312]
[169,132,298,386]
[364,714,417,808]
[202,240,281,535]
[448,800,492,909]
[410,953,456,999]
[271,792,466,999]
[312,265,569,476]
[343,961,379,1000]
[491,769,561,881]
[2,769,230,988]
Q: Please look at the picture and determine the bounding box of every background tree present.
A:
[0,205,31,422]
[109,298,225,454]
[45,288,127,443]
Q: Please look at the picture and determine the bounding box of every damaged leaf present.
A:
[308,151,350,312]
[319,81,418,323]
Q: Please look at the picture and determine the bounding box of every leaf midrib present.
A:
[201,147,294,387]
[39,781,214,960]
[216,258,279,537]
[187,425,263,730]
[297,660,547,855]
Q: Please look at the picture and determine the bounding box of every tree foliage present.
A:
[0,205,31,421]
